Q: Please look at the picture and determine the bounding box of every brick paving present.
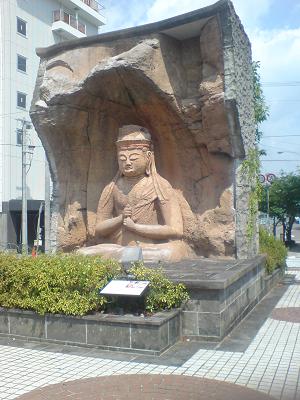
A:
[271,308,300,323]
[0,256,299,400]
[16,375,276,400]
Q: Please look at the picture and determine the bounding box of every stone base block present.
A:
[0,308,181,355]
[153,255,283,341]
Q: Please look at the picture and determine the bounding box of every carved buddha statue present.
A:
[79,125,192,262]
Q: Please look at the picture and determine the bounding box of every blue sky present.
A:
[101,0,300,176]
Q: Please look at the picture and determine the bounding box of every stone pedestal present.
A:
[150,255,283,340]
[0,256,283,352]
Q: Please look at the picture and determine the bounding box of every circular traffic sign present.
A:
[266,173,276,183]
[259,174,265,184]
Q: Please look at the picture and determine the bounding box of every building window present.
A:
[16,129,23,145]
[17,17,27,36]
[78,21,86,34]
[17,92,27,109]
[17,54,27,72]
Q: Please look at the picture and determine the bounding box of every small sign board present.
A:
[259,174,266,184]
[100,280,150,297]
[266,173,276,183]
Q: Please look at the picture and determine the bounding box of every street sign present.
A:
[259,174,266,184]
[100,280,150,297]
[266,173,276,183]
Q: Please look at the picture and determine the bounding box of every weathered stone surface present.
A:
[9,314,45,338]
[0,310,9,334]
[46,316,86,343]
[87,322,130,348]
[30,0,256,259]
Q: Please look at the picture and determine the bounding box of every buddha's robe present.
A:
[98,175,170,246]
[79,175,192,262]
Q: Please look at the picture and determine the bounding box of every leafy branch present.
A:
[252,61,269,143]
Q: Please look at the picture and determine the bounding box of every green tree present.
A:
[252,61,269,143]
[259,171,300,242]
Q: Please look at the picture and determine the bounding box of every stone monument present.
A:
[30,0,257,262]
[27,0,279,344]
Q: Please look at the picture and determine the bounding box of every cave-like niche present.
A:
[31,3,256,259]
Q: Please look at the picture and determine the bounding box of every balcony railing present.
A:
[80,0,104,15]
[53,10,86,34]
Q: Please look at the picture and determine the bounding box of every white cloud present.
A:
[144,0,273,27]
[253,27,300,174]
[233,0,273,29]
[145,0,215,23]
[101,0,153,32]
[102,0,274,36]
[251,27,300,80]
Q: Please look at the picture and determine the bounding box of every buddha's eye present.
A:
[119,155,127,161]
[129,153,141,161]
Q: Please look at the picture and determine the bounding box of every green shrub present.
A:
[259,227,287,274]
[0,253,121,316]
[129,263,189,313]
[0,253,189,316]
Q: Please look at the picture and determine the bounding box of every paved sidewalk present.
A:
[0,258,299,400]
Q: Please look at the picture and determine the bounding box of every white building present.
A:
[0,0,105,250]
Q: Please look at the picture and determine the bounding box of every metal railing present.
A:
[53,10,86,34]
[80,0,105,15]
[0,242,40,255]
[0,242,25,254]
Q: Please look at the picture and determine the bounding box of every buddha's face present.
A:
[118,147,151,177]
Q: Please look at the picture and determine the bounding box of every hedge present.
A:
[259,227,287,274]
[0,253,188,316]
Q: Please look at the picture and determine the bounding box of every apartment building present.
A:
[0,0,105,250]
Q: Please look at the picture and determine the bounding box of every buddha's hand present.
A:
[123,217,136,232]
[123,204,132,220]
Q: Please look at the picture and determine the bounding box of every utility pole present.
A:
[266,183,270,233]
[35,201,44,254]
[44,159,51,253]
[21,119,32,254]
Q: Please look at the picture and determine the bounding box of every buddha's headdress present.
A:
[116,125,153,151]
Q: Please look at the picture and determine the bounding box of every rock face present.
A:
[30,0,257,259]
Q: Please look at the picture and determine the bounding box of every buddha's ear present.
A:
[146,151,152,176]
